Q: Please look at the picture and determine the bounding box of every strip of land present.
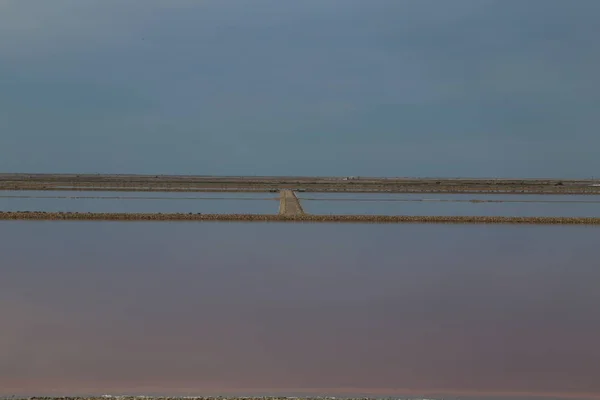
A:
[1,173,599,194]
[279,189,305,216]
[14,396,600,400]
[2,211,600,224]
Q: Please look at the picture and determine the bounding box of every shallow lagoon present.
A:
[3,191,600,217]
[1,222,599,399]
[298,193,600,217]
[0,191,279,214]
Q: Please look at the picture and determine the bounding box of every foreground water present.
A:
[1,222,599,400]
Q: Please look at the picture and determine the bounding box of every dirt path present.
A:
[2,211,600,224]
[279,190,305,216]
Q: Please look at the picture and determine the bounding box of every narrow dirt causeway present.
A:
[279,189,305,216]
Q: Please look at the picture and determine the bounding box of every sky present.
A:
[1,222,600,399]
[1,0,599,177]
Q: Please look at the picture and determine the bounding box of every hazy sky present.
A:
[1,0,599,177]
[2,222,600,398]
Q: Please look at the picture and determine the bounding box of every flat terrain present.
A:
[2,174,599,223]
[1,173,600,194]
[279,190,305,216]
[2,211,600,224]
[5,396,592,400]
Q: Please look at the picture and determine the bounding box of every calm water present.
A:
[3,191,600,217]
[1,221,599,399]
[298,193,600,217]
[0,191,279,214]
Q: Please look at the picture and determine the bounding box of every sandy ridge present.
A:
[2,212,600,224]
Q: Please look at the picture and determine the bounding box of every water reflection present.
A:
[1,222,599,399]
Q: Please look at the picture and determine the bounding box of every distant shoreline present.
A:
[1,174,599,195]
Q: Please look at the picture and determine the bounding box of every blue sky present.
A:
[1,0,599,177]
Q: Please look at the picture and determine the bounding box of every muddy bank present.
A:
[1,211,600,224]
[2,174,600,194]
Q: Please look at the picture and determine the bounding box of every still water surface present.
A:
[0,191,278,214]
[2,191,600,217]
[1,222,599,399]
[298,193,600,217]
